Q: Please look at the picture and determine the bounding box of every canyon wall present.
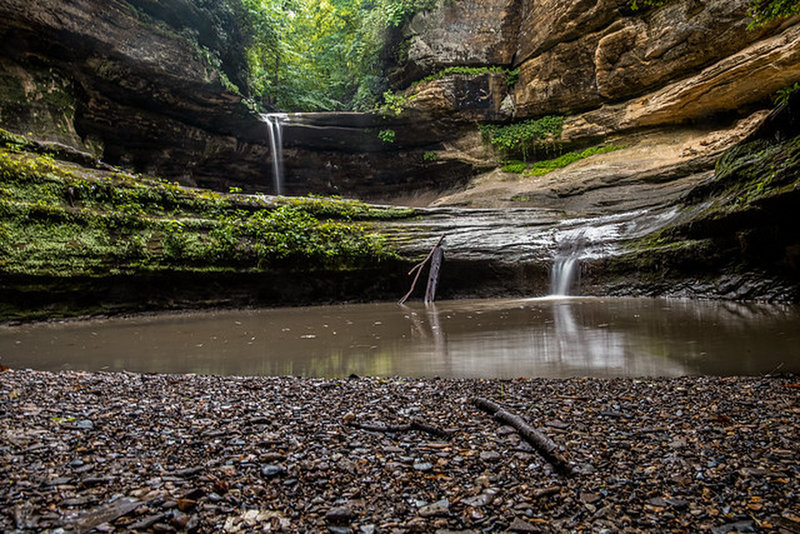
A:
[399,0,800,142]
[1,0,799,198]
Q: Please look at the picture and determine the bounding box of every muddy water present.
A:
[1,298,798,378]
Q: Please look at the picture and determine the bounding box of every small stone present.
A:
[462,489,497,508]
[326,505,353,525]
[479,451,501,462]
[419,499,449,518]
[580,492,602,504]
[508,517,542,532]
[413,462,433,472]
[260,464,285,478]
[711,519,756,534]
[665,498,689,510]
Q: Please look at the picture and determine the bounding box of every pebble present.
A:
[0,371,797,533]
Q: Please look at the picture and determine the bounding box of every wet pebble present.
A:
[0,370,797,533]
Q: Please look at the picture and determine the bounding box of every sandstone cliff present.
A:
[399,0,800,133]
[0,0,272,191]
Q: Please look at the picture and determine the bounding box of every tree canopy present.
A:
[238,0,800,112]
[238,0,436,111]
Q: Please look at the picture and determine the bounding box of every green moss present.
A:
[0,148,407,279]
[276,195,415,220]
[696,134,800,218]
[501,161,527,174]
[525,145,624,176]
[0,128,35,150]
[414,66,520,87]
[628,0,669,10]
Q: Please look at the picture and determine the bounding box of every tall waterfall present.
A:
[262,113,287,195]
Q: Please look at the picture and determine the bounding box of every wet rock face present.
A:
[404,0,799,138]
[0,0,269,187]
[279,113,493,200]
[392,0,521,86]
[513,0,789,120]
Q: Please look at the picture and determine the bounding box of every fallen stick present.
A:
[347,418,452,440]
[472,397,573,474]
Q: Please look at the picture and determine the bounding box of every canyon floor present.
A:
[2,370,798,533]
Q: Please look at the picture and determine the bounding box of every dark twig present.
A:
[472,397,573,475]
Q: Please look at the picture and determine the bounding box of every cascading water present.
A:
[550,231,586,296]
[550,255,580,296]
[262,113,288,195]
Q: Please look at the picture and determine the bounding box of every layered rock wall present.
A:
[401,0,800,140]
[0,0,271,189]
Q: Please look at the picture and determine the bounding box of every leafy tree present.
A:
[237,0,438,111]
[748,0,800,27]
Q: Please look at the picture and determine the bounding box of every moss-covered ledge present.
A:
[0,138,417,321]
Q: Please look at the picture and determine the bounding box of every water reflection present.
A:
[1,298,798,378]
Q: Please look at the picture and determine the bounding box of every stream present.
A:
[2,297,798,378]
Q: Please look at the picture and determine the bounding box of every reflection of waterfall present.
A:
[262,113,287,195]
[550,232,585,296]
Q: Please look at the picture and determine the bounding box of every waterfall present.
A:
[551,256,580,296]
[550,232,585,296]
[262,113,287,195]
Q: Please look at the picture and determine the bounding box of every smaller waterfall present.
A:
[550,232,586,296]
[551,256,580,296]
[262,113,288,195]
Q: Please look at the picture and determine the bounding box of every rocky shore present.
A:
[1,370,798,533]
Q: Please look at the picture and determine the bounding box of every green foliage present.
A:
[276,194,415,220]
[416,66,520,87]
[501,161,527,174]
[747,0,800,27]
[423,151,438,162]
[479,116,564,161]
[773,82,800,105]
[525,145,624,176]
[378,90,414,116]
[378,129,396,144]
[0,128,35,151]
[628,0,668,10]
[239,0,440,111]
[194,43,242,94]
[0,148,407,278]
[627,0,800,27]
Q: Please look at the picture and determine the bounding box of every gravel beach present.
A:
[1,370,798,533]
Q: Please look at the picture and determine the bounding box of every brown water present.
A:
[1,298,798,378]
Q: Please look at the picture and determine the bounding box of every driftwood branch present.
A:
[399,234,445,304]
[348,418,452,440]
[472,397,573,474]
[424,245,443,305]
